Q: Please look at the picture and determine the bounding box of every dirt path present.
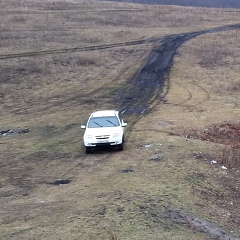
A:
[116,23,240,115]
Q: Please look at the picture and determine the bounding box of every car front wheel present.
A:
[117,143,123,151]
[86,147,92,154]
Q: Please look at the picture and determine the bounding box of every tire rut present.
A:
[0,38,159,60]
[160,207,240,240]
[1,8,144,15]
[12,46,150,116]
[171,79,210,107]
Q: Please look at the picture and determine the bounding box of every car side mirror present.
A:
[81,125,86,129]
[122,122,127,127]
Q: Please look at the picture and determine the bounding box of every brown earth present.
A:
[175,121,240,168]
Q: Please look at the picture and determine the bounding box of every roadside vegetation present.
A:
[0,0,239,239]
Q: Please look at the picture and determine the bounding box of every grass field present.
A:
[0,0,239,239]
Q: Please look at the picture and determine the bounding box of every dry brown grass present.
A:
[164,29,240,169]
[0,0,240,239]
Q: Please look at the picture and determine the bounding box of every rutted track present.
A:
[0,9,144,15]
[1,24,238,61]
[0,38,159,60]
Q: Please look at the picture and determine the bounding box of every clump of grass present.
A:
[54,55,97,67]
[226,81,240,92]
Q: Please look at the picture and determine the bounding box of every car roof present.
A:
[91,110,118,118]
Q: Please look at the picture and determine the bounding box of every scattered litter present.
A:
[221,166,227,170]
[18,127,29,134]
[121,168,134,173]
[150,154,164,162]
[0,127,29,136]
[144,144,154,148]
[193,152,204,159]
[158,120,174,126]
[211,160,217,164]
[51,179,72,185]
[0,129,13,136]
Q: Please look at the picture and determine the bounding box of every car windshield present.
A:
[87,116,120,128]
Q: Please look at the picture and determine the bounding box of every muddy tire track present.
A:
[160,207,240,240]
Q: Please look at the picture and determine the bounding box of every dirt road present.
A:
[116,24,240,116]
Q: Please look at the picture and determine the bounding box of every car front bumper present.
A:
[84,137,123,147]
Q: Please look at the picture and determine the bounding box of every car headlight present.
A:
[113,133,120,138]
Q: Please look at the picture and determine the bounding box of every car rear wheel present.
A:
[86,147,92,154]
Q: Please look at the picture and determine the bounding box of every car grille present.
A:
[95,135,110,139]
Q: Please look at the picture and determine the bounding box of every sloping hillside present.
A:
[100,0,240,8]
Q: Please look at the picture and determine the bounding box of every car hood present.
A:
[84,127,122,136]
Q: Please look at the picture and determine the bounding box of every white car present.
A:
[81,110,127,153]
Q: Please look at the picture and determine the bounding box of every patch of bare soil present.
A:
[183,121,240,168]
[186,121,240,147]
[138,198,240,239]
[160,207,239,240]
